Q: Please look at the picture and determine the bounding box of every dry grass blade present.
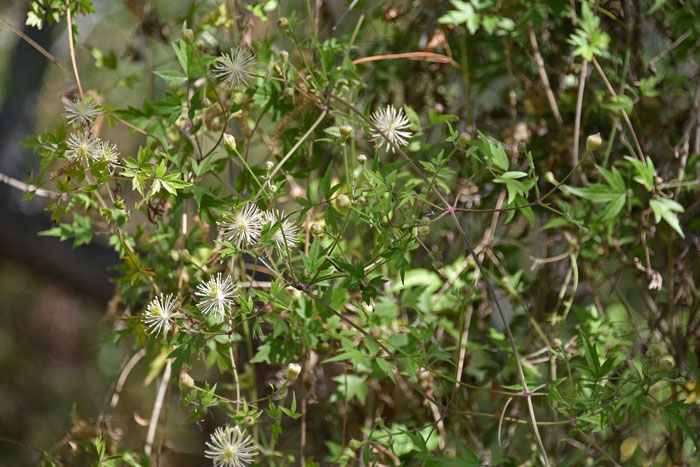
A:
[353,52,462,70]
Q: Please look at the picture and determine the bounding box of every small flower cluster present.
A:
[141,205,298,338]
[62,97,120,166]
[217,203,299,254]
[142,273,237,337]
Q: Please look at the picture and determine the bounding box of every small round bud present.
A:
[244,415,256,426]
[552,338,563,349]
[349,439,362,450]
[285,363,302,381]
[357,154,367,165]
[181,28,194,44]
[586,132,603,152]
[339,125,353,139]
[456,132,471,149]
[265,161,275,171]
[277,17,290,30]
[658,355,674,372]
[432,260,444,269]
[311,222,324,235]
[268,183,278,193]
[421,216,430,226]
[279,50,289,62]
[283,87,294,98]
[356,195,366,204]
[223,133,236,151]
[417,225,430,236]
[335,194,351,209]
[647,344,663,358]
[179,372,195,389]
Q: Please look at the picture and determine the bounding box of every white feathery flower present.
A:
[217,203,265,248]
[195,273,236,317]
[213,48,257,89]
[368,105,413,152]
[94,140,120,164]
[264,210,299,253]
[63,96,102,127]
[143,294,181,337]
[65,132,100,162]
[205,425,258,467]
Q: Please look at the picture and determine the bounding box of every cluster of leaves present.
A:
[14,0,700,465]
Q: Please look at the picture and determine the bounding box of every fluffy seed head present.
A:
[65,132,100,162]
[63,96,102,127]
[213,48,257,89]
[217,203,265,248]
[204,425,258,467]
[195,273,236,317]
[94,140,120,164]
[143,294,181,337]
[264,209,299,253]
[368,105,413,152]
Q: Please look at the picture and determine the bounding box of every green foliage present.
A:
[10,0,700,465]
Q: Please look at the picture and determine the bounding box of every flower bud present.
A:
[311,222,324,235]
[659,355,675,372]
[277,17,290,30]
[285,363,301,381]
[244,415,256,426]
[544,171,557,185]
[339,125,353,139]
[335,194,351,209]
[421,216,430,226]
[586,132,602,152]
[456,132,471,149]
[181,28,194,44]
[417,225,430,236]
[179,372,195,389]
[223,133,236,151]
[349,439,362,450]
[279,50,289,62]
[283,87,294,98]
[357,154,367,165]
[552,338,563,349]
[620,437,638,463]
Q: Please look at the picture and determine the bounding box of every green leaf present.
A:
[599,194,626,221]
[154,70,188,86]
[624,156,655,191]
[650,197,685,238]
[331,374,368,404]
[438,0,480,34]
[580,330,601,378]
[662,404,699,451]
[601,94,634,113]
[172,40,190,76]
[473,132,509,171]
